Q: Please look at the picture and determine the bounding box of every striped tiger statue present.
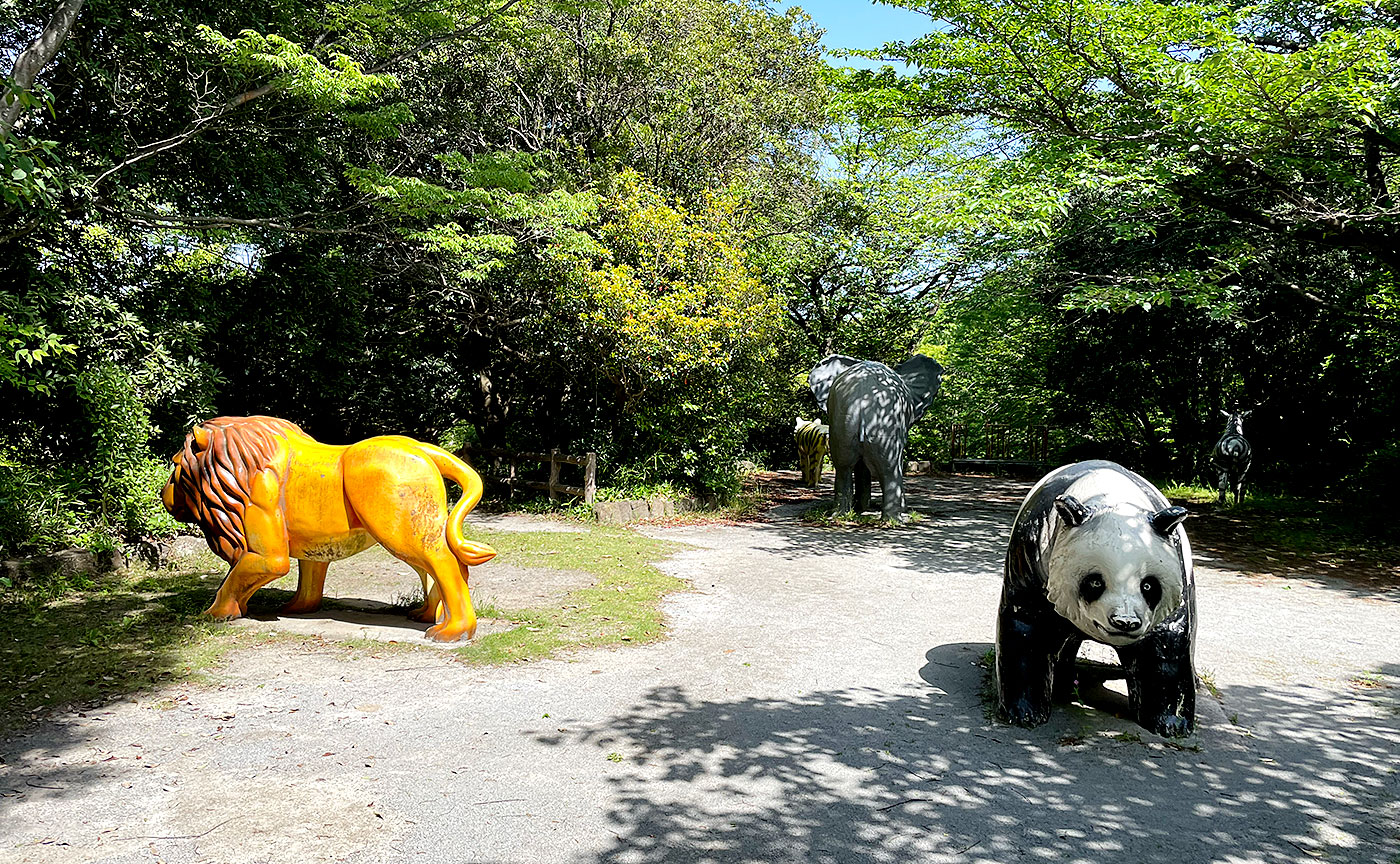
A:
[794,416,830,488]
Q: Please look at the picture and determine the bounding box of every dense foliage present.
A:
[1,0,1396,553]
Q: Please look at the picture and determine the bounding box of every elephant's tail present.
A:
[421,444,497,567]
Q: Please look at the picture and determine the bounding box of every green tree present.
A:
[877,0,1400,297]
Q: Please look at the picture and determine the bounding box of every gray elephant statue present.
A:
[808,353,944,521]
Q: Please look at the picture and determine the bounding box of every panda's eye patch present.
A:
[1141,576,1162,608]
[1078,573,1105,603]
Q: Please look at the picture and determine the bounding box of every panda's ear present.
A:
[1150,506,1189,536]
[1054,494,1091,527]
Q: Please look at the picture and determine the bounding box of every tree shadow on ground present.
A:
[534,646,1400,864]
[763,473,1400,604]
[0,563,229,733]
[0,561,430,735]
[1186,505,1400,599]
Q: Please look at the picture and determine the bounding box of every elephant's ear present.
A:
[808,355,861,414]
[895,354,944,419]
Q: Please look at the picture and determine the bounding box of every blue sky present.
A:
[779,0,930,69]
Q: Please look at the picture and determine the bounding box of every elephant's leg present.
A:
[876,448,907,522]
[280,559,329,614]
[854,460,872,514]
[832,457,855,515]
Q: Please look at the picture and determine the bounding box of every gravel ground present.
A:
[1,476,1397,864]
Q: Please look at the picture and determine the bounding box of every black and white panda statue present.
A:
[996,460,1196,737]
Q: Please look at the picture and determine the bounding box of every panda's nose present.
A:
[1108,614,1141,633]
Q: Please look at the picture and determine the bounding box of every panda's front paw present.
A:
[999,697,1050,728]
[1149,713,1194,738]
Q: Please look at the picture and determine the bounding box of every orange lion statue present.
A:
[161,416,496,641]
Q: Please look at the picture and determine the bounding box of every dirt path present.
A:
[2,477,1397,863]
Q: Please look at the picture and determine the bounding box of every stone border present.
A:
[593,495,720,525]
[0,536,213,585]
[0,548,127,585]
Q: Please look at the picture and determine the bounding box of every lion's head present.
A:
[162,416,303,563]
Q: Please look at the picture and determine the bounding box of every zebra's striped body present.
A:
[795,417,829,488]
[1210,410,1253,506]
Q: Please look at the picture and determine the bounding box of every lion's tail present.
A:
[421,444,497,567]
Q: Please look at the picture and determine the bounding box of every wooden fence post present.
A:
[584,452,597,504]
[548,448,562,502]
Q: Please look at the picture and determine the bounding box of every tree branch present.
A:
[92,0,519,188]
[1172,180,1400,270]
[1,0,86,143]
[109,206,376,237]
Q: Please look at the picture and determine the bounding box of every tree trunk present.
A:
[1,0,85,143]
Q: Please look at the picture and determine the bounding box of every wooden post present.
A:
[548,448,562,502]
[584,452,597,505]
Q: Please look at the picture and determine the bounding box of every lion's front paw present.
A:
[204,601,244,621]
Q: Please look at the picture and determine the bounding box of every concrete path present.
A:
[2,476,1397,863]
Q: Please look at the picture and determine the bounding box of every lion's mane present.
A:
[171,416,302,563]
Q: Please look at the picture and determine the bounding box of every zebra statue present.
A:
[794,416,829,488]
[1210,409,1253,506]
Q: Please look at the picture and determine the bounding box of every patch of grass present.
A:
[1199,669,1222,700]
[978,648,998,722]
[0,524,688,729]
[453,525,685,665]
[800,504,926,528]
[1162,481,1399,564]
[1229,493,1400,563]
[1349,670,1392,691]
[1112,731,1143,744]
[0,557,239,733]
[1160,481,1220,505]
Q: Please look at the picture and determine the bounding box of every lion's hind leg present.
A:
[341,444,476,641]
[407,567,442,624]
[418,553,475,642]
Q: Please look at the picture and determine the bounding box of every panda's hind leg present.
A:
[1051,635,1084,703]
